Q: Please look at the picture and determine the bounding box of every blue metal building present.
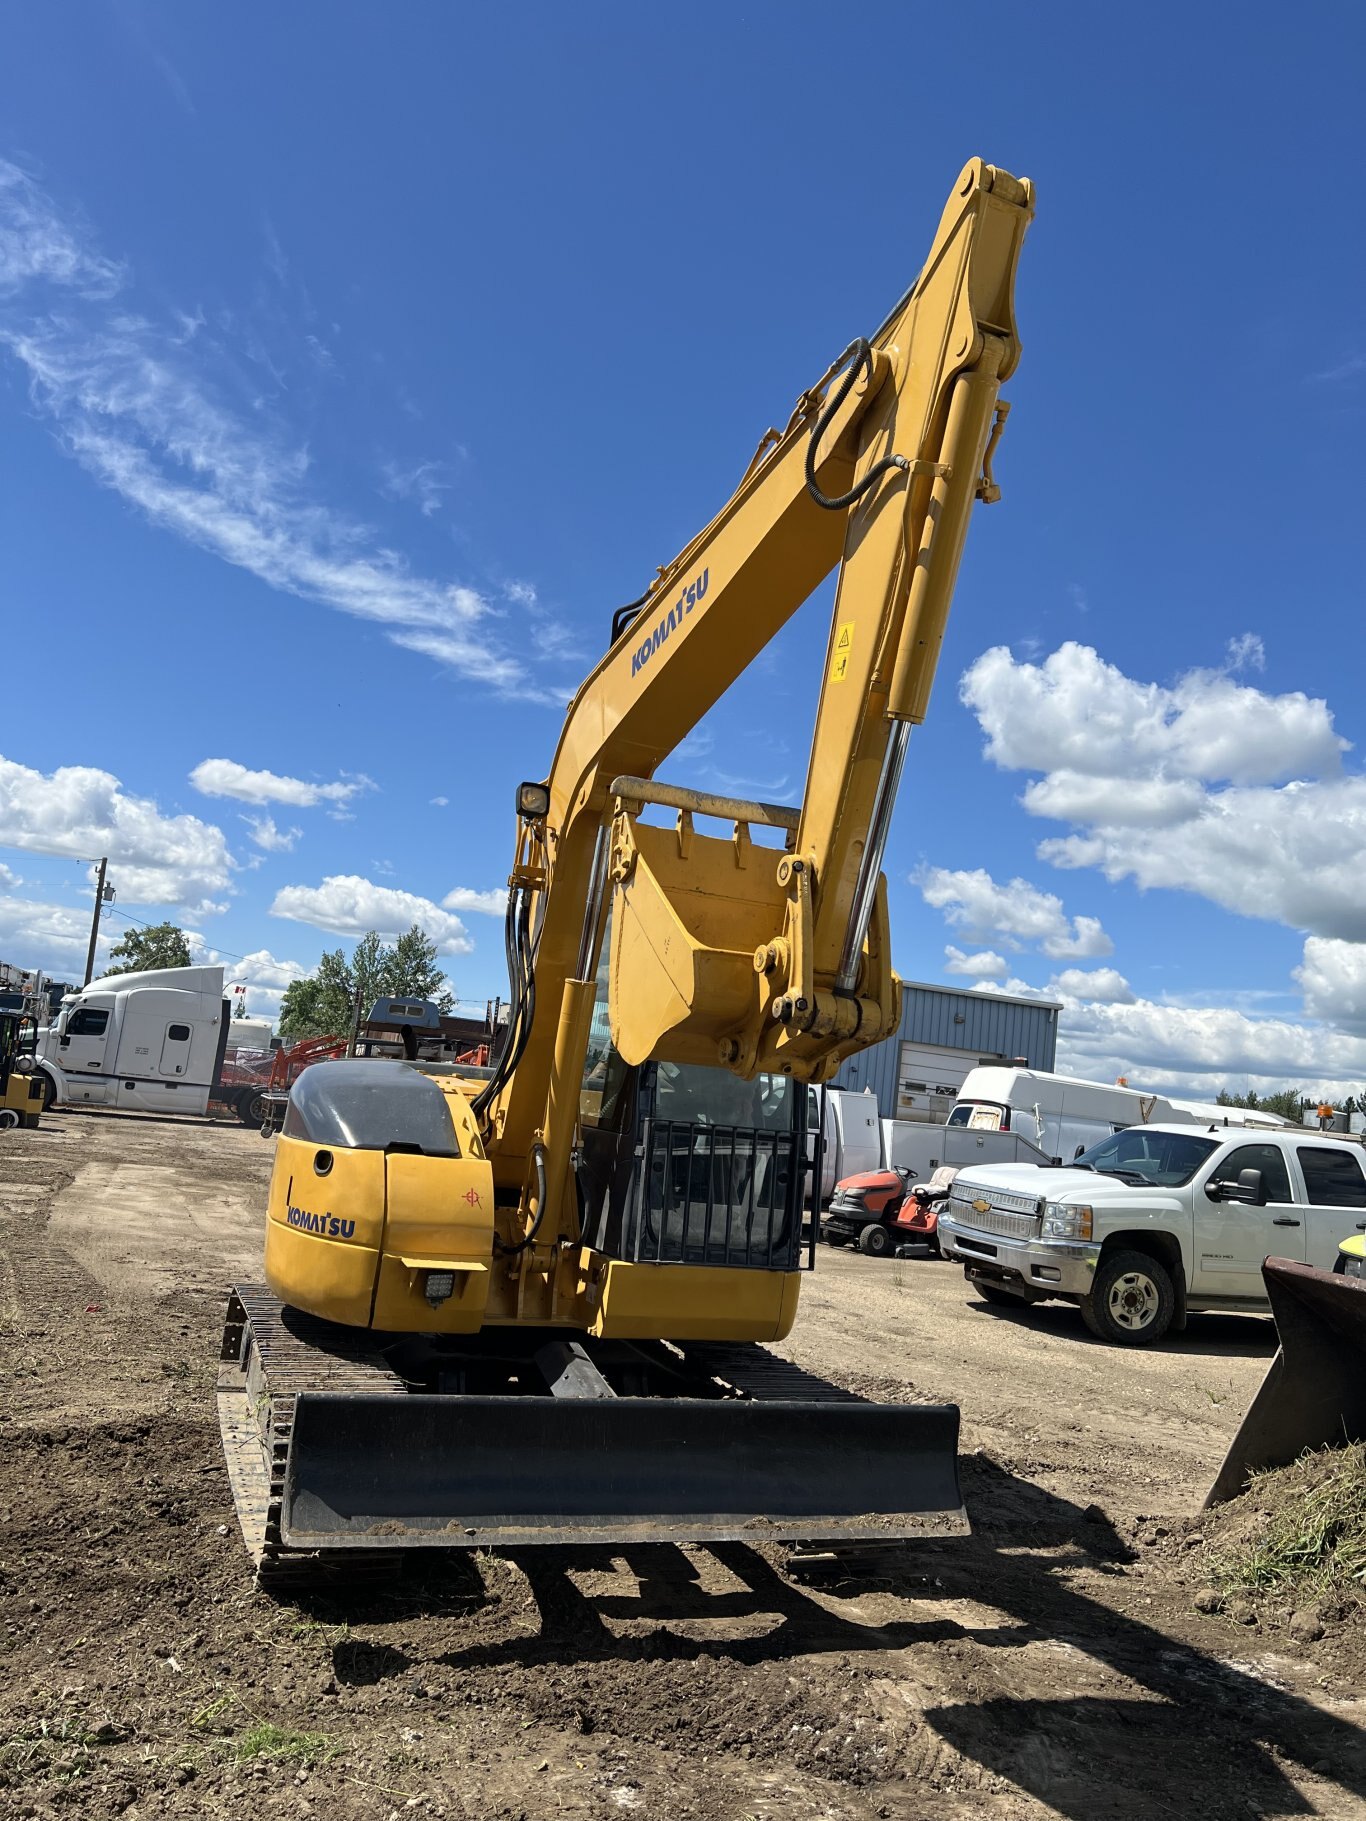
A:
[833,979,1060,1122]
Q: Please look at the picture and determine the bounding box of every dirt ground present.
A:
[2,1113,1365,1821]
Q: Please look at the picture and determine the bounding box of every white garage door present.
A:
[896,1042,1001,1123]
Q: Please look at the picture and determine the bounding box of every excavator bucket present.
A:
[278,1392,966,1550]
[1206,1257,1366,1506]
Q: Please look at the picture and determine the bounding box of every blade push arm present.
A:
[492,159,1032,1181]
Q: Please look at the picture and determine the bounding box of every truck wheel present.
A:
[1081,1249,1174,1346]
[237,1089,269,1128]
[859,1223,893,1257]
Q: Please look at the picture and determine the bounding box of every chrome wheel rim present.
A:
[1107,1270,1159,1330]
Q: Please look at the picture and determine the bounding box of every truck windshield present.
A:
[946,1100,1009,1131]
[1072,1129,1219,1187]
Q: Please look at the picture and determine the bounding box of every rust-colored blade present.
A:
[1206,1256,1366,1506]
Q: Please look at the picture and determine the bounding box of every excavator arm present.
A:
[488,159,1033,1195]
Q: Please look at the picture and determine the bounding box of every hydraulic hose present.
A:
[494,1141,548,1255]
[609,588,654,646]
[804,337,909,512]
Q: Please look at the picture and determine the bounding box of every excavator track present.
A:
[217,1286,409,1591]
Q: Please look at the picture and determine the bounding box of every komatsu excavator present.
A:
[218,159,1034,1584]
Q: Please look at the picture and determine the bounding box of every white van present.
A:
[944,1065,1283,1168]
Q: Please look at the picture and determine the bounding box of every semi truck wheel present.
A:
[237,1088,270,1128]
[1081,1249,1174,1346]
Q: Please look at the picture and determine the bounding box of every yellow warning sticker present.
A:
[830,621,854,683]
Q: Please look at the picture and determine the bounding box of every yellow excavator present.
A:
[218,159,1034,1584]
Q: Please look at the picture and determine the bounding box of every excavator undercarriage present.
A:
[218,1285,966,1588]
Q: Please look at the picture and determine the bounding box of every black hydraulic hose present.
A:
[494,1141,548,1255]
[804,337,909,511]
[609,588,653,646]
[472,887,534,1120]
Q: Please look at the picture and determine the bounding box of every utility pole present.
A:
[83,858,112,987]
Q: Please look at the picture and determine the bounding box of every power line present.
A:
[102,904,253,965]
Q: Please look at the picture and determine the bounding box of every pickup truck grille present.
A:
[947,1182,1042,1241]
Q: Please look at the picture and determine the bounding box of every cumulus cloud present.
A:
[1296,938,1366,1036]
[943,945,1007,979]
[191,758,371,810]
[208,945,308,1020]
[0,892,110,975]
[0,159,546,696]
[961,642,1366,944]
[242,814,301,852]
[916,865,1112,960]
[1056,992,1366,1102]
[962,642,1346,787]
[1051,966,1136,1005]
[270,873,473,953]
[0,754,232,908]
[441,886,507,917]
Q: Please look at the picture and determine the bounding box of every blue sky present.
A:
[2,2,1365,1097]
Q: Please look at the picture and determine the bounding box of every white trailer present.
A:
[34,964,229,1117]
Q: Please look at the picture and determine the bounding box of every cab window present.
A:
[67,1008,109,1038]
[1297,1146,1366,1208]
[1209,1144,1292,1204]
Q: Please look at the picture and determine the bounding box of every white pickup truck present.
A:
[937,1122,1366,1346]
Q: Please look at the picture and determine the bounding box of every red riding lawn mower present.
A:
[820,1166,953,1259]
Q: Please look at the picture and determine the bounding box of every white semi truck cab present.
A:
[35,964,230,1117]
[938,1122,1366,1346]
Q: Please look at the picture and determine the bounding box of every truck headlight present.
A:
[1041,1202,1092,1241]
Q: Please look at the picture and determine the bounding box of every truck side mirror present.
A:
[1237,1167,1267,1207]
[59,1035,69,1048]
[1073,1144,1086,1159]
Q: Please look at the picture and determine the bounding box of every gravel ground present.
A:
[2,1110,1365,1820]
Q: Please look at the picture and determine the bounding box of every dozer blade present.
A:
[1206,1256,1366,1506]
[280,1392,967,1549]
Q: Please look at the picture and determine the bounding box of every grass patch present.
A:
[0,1713,121,1782]
[232,1723,339,1766]
[1214,1443,1366,1599]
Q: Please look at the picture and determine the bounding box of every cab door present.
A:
[59,1005,111,1076]
[1192,1142,1304,1295]
[1294,1144,1366,1269]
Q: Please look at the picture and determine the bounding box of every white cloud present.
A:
[208,945,307,1020]
[1295,938,1366,1036]
[1056,992,1366,1102]
[961,642,1346,787]
[270,873,473,953]
[429,796,449,808]
[1038,777,1366,942]
[943,944,1007,979]
[0,892,109,976]
[0,754,232,908]
[503,580,537,607]
[0,862,18,889]
[191,758,370,810]
[1051,966,1136,1005]
[242,814,301,852]
[1225,632,1265,674]
[0,159,544,697]
[380,459,450,517]
[916,865,1112,960]
[441,886,506,917]
[961,642,1366,944]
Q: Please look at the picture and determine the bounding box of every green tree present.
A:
[104,921,192,976]
[277,927,454,1041]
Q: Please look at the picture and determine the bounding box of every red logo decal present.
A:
[463,1188,481,1207]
